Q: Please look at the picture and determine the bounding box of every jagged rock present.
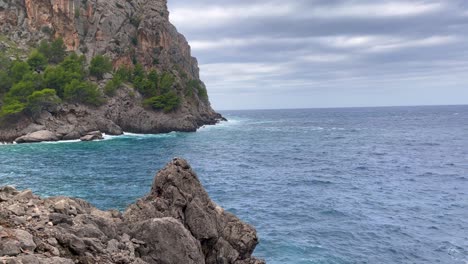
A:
[124,158,264,264]
[129,217,205,264]
[0,159,265,263]
[0,229,36,256]
[14,130,59,144]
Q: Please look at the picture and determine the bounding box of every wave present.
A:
[102,132,178,141]
[197,118,244,132]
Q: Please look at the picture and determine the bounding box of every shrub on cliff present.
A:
[5,81,36,102]
[26,89,61,115]
[104,76,123,96]
[44,66,82,98]
[0,100,26,117]
[0,81,35,116]
[38,39,67,64]
[143,91,180,112]
[64,80,103,106]
[90,55,113,80]
[60,53,86,77]
[0,71,13,94]
[27,50,47,71]
[10,61,31,83]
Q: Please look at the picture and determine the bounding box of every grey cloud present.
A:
[168,0,468,109]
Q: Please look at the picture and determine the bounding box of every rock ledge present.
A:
[0,158,265,264]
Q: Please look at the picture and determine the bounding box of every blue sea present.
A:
[1,105,467,264]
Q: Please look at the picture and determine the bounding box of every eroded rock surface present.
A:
[0,159,265,264]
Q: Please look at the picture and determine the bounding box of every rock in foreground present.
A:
[0,158,265,264]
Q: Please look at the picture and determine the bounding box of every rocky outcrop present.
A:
[0,158,265,264]
[14,130,59,143]
[0,0,224,143]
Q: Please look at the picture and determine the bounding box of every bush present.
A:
[143,91,180,112]
[104,77,123,96]
[115,66,132,82]
[26,88,61,115]
[27,50,47,71]
[38,38,67,64]
[64,80,103,106]
[158,72,174,93]
[0,71,13,94]
[89,55,113,80]
[21,73,45,91]
[44,66,82,98]
[10,61,31,82]
[0,100,26,117]
[6,81,35,102]
[60,53,86,77]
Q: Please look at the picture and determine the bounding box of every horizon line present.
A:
[214,103,468,112]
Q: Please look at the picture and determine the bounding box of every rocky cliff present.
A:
[0,0,223,143]
[0,158,265,264]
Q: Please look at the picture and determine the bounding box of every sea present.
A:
[1,105,467,264]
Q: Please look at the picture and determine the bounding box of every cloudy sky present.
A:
[168,0,468,110]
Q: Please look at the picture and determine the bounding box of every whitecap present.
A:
[197,118,244,132]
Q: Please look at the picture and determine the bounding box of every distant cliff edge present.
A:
[0,0,223,143]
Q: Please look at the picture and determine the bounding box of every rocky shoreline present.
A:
[0,158,264,264]
[0,86,225,144]
[0,0,226,144]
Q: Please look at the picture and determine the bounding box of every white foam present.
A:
[198,118,244,132]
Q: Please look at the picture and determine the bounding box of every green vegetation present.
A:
[89,55,113,80]
[0,38,186,118]
[64,80,102,106]
[104,76,123,96]
[143,91,180,112]
[186,79,208,100]
[111,63,181,112]
[26,89,61,116]
[27,50,48,71]
[38,38,67,64]
[0,39,105,118]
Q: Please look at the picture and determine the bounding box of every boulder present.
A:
[80,131,104,142]
[0,229,36,256]
[129,218,205,264]
[14,130,59,143]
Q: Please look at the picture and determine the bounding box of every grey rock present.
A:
[0,159,263,263]
[129,217,205,264]
[80,131,103,141]
[124,158,262,263]
[14,130,58,144]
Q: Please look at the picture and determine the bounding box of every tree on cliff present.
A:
[38,38,67,64]
[27,50,48,71]
[89,55,113,80]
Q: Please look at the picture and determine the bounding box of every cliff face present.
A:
[0,0,223,142]
[0,158,265,263]
[0,0,199,78]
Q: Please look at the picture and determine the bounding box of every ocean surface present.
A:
[1,105,467,264]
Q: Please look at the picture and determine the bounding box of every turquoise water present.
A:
[1,106,467,263]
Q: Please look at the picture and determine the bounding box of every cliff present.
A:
[0,0,223,143]
[0,158,265,264]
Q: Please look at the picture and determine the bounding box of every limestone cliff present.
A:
[0,0,223,142]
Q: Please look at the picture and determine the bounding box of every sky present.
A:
[167,0,468,110]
